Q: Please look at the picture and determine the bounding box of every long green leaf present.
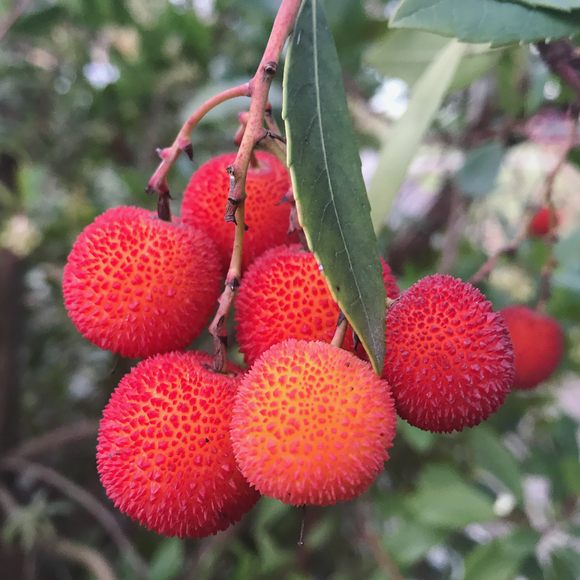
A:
[391,0,580,46]
[516,0,580,10]
[365,30,501,91]
[283,0,386,373]
[369,41,465,232]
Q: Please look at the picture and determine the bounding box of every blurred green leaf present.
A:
[369,40,464,231]
[383,517,448,566]
[284,0,386,372]
[365,30,501,91]
[149,538,185,580]
[464,531,537,580]
[407,465,496,528]
[515,0,580,10]
[546,548,580,580]
[455,142,506,198]
[466,426,523,499]
[391,0,580,46]
[398,419,436,453]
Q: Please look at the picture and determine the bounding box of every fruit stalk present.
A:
[209,0,302,371]
[147,82,252,202]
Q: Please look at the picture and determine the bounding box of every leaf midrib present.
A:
[310,0,377,352]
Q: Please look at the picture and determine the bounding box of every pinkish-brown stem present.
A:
[147,82,251,202]
[209,0,302,371]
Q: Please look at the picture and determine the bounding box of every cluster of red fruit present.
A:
[62,152,565,539]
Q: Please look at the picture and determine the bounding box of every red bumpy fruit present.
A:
[231,339,397,506]
[528,206,560,237]
[63,206,221,359]
[501,305,564,390]
[97,351,259,537]
[235,244,399,365]
[384,274,514,433]
[181,151,291,269]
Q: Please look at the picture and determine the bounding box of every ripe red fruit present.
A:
[501,305,564,390]
[63,206,221,359]
[97,351,259,537]
[384,274,514,433]
[231,339,396,506]
[181,151,291,269]
[528,206,560,237]
[235,244,399,365]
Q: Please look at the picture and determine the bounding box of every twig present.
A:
[0,457,149,579]
[356,504,405,580]
[51,538,117,580]
[6,419,97,459]
[536,109,578,311]
[468,223,529,286]
[146,82,252,216]
[208,0,302,371]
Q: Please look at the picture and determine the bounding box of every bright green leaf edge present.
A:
[391,0,580,47]
[369,41,465,232]
[283,0,386,373]
[515,0,580,11]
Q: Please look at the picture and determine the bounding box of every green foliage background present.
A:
[1,1,580,579]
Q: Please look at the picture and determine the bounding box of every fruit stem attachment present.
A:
[207,0,301,372]
[331,314,348,348]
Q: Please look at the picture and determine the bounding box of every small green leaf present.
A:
[149,538,184,580]
[463,531,537,580]
[398,419,436,453]
[283,0,386,372]
[515,0,580,10]
[455,141,506,198]
[369,41,465,231]
[391,0,580,47]
[407,464,496,528]
[466,426,523,499]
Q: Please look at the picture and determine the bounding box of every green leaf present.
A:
[455,141,506,198]
[391,0,580,47]
[466,426,523,499]
[398,418,436,453]
[463,532,537,580]
[515,0,580,10]
[149,538,184,580]
[407,464,496,528]
[365,30,501,91]
[368,41,465,231]
[283,0,386,372]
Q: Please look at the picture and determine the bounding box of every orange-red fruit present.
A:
[528,206,560,237]
[181,151,291,269]
[97,351,259,538]
[501,305,564,390]
[235,244,399,365]
[231,339,396,506]
[63,206,221,359]
[384,274,514,433]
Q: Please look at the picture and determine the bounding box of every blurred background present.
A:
[1,1,580,578]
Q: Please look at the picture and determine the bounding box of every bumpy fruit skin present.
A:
[231,339,396,506]
[528,206,560,237]
[97,351,259,537]
[181,152,291,269]
[384,274,514,433]
[501,305,564,390]
[235,244,399,365]
[63,206,221,359]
